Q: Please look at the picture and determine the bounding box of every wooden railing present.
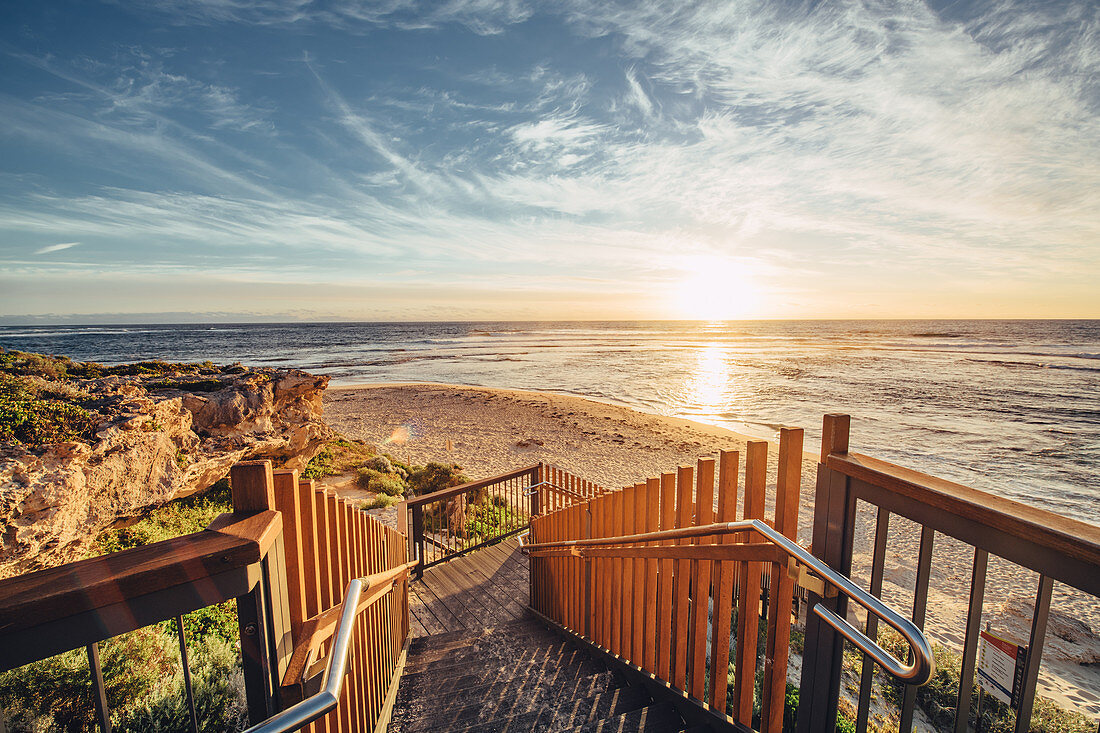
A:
[400,462,604,574]
[804,414,1100,733]
[526,418,1100,733]
[527,430,808,730]
[0,460,413,733]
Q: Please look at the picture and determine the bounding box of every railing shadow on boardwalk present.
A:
[407,536,530,636]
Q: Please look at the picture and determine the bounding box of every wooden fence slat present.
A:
[709,450,740,712]
[632,482,647,664]
[621,486,636,658]
[672,466,695,691]
[599,495,612,649]
[611,491,624,656]
[339,502,363,733]
[690,459,715,702]
[761,429,804,733]
[735,441,768,725]
[273,470,307,642]
[643,477,660,674]
[657,473,677,680]
[325,492,352,733]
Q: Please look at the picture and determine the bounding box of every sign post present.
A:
[978,630,1028,709]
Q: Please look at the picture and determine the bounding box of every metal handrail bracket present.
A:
[525,518,935,686]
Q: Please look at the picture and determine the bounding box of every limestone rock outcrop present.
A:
[0,367,329,577]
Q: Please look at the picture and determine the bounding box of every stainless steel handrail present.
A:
[243,549,419,733]
[241,577,363,733]
[525,518,935,685]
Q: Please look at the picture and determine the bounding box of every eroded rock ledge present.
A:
[0,366,329,576]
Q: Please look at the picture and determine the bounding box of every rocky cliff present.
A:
[0,359,329,577]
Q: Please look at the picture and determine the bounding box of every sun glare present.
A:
[672,258,760,320]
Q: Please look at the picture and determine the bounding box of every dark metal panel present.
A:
[86,642,112,733]
[797,464,852,733]
[955,548,988,733]
[1013,575,1054,733]
[238,572,276,725]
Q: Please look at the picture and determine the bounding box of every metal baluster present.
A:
[86,642,112,733]
[176,616,200,733]
[900,526,935,732]
[1014,575,1053,733]
[856,507,890,732]
[955,548,988,733]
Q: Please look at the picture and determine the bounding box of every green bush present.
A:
[875,629,1094,733]
[301,437,377,479]
[406,462,468,496]
[0,629,173,733]
[466,502,521,539]
[113,636,247,732]
[0,373,98,446]
[362,494,400,510]
[94,479,232,556]
[356,467,407,496]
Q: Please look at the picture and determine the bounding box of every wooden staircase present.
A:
[388,614,710,733]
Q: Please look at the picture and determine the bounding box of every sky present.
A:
[0,0,1097,322]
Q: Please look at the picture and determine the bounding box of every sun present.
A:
[672,257,761,320]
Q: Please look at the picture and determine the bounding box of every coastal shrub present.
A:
[0,350,70,379]
[94,479,233,555]
[362,494,400,510]
[0,628,173,733]
[406,462,468,496]
[876,630,1094,733]
[301,436,377,479]
[0,373,98,446]
[356,467,407,496]
[113,636,247,733]
[466,502,522,539]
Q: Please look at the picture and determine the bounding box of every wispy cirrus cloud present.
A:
[34,242,80,254]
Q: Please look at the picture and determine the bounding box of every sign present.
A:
[978,630,1028,709]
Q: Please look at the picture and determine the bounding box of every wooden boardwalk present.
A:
[407,536,530,636]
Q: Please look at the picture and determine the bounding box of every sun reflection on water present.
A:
[689,345,729,411]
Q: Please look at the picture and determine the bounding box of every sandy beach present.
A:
[325,383,1100,719]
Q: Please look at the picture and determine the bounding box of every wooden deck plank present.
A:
[407,537,530,636]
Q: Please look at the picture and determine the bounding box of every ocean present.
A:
[2,320,1096,521]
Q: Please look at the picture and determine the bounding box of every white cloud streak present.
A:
[34,242,80,254]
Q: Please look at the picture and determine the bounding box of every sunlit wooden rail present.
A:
[0,461,412,733]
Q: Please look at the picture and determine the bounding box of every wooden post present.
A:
[797,415,853,733]
[232,461,276,512]
[230,461,278,725]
